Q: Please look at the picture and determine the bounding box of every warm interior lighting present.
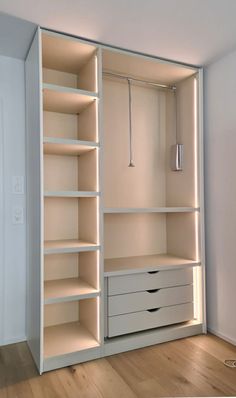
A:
[193,76,202,321]
[95,53,100,343]
[95,54,98,94]
[96,296,100,342]
[96,250,100,290]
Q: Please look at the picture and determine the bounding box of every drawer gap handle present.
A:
[148,271,159,274]
[146,289,160,293]
[147,308,160,313]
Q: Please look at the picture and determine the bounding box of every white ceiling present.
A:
[1,0,236,65]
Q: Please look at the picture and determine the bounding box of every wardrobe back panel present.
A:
[44,152,97,191]
[104,213,167,259]
[43,68,78,88]
[44,302,79,327]
[43,105,97,142]
[44,252,98,288]
[44,254,78,281]
[44,154,78,191]
[103,79,167,207]
[44,197,79,241]
[43,111,78,139]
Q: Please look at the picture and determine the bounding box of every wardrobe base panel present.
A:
[103,321,204,357]
[43,346,102,373]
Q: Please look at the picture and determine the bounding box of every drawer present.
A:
[108,302,193,337]
[108,268,193,295]
[108,284,193,316]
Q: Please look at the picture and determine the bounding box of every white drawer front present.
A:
[108,284,193,316]
[108,268,193,295]
[108,302,193,337]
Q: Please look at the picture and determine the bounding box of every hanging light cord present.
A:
[127,78,135,167]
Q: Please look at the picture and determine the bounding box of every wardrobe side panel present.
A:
[25,28,43,372]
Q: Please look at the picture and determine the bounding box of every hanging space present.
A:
[102,48,204,341]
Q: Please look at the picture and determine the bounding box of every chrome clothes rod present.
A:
[103,71,175,90]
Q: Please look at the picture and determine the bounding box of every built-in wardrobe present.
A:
[26,27,206,373]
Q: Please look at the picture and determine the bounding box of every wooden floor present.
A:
[0,333,236,397]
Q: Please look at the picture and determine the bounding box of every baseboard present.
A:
[0,335,26,346]
[104,321,203,357]
[208,327,236,346]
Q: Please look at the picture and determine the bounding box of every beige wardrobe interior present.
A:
[42,31,199,353]
[102,50,199,264]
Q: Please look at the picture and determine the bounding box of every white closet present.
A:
[26,28,205,373]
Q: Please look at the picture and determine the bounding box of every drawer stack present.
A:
[106,268,194,337]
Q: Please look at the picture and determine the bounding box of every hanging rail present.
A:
[103,71,176,90]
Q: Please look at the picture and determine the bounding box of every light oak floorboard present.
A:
[0,334,236,397]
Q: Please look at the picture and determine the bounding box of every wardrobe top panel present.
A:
[42,31,97,74]
[102,48,197,85]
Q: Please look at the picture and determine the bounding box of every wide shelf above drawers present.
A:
[104,253,200,276]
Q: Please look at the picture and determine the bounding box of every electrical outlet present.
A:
[12,176,24,194]
[12,206,24,225]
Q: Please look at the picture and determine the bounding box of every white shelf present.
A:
[44,322,99,358]
[43,137,99,156]
[44,191,100,198]
[104,254,200,276]
[44,278,99,304]
[104,207,199,214]
[44,239,100,254]
[43,83,98,114]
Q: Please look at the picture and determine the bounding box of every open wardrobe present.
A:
[26,27,205,373]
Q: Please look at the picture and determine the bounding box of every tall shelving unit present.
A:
[26,29,102,373]
[26,27,205,373]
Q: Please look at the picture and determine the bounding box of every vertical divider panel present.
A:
[25,27,44,373]
[197,69,206,329]
[97,47,104,346]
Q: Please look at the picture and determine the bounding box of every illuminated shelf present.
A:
[43,83,98,114]
[44,191,100,198]
[104,207,199,214]
[104,254,200,276]
[44,278,99,304]
[43,137,99,156]
[44,239,100,254]
[44,322,99,358]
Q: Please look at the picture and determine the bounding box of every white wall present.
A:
[205,50,236,345]
[0,55,26,345]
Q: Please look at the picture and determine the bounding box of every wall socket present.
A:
[12,176,24,194]
[12,206,24,225]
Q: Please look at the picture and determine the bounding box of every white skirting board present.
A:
[208,327,236,346]
[42,322,203,372]
[43,346,102,373]
[1,335,27,346]
[103,322,204,357]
